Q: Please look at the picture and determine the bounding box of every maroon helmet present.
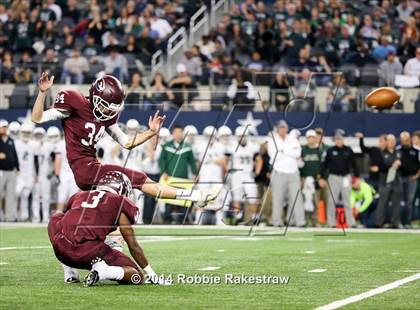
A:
[89,75,125,121]
[97,171,133,200]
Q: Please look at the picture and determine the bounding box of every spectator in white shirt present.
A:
[150,15,173,39]
[267,120,305,227]
[60,48,89,84]
[47,0,62,21]
[403,47,420,77]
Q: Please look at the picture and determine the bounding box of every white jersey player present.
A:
[230,126,260,222]
[32,127,56,222]
[15,122,36,221]
[8,121,21,140]
[195,126,227,224]
[184,125,200,161]
[55,138,79,211]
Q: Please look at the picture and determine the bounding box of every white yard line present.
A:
[199,266,220,271]
[315,273,420,310]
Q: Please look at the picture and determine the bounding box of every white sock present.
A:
[92,260,124,281]
[176,189,200,202]
[62,264,79,280]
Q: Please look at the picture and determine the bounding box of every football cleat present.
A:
[83,270,99,287]
[196,185,223,208]
[65,277,80,284]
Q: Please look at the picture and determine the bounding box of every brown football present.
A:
[364,87,400,109]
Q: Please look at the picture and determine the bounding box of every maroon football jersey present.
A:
[53,90,118,165]
[60,190,139,244]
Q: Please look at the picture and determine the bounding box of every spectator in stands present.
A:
[82,35,100,58]
[270,72,290,111]
[0,4,8,23]
[60,33,75,57]
[316,21,339,67]
[246,51,266,72]
[396,0,419,23]
[180,50,202,83]
[197,35,215,59]
[326,75,355,112]
[142,24,159,57]
[0,120,19,222]
[351,177,377,228]
[88,7,106,46]
[301,129,323,227]
[14,51,34,84]
[285,19,306,61]
[226,72,256,110]
[359,15,380,43]
[1,51,15,83]
[61,48,89,84]
[169,64,197,108]
[95,46,128,83]
[148,72,175,110]
[126,72,147,110]
[288,46,316,78]
[337,25,357,60]
[378,51,403,86]
[376,134,402,228]
[268,120,305,227]
[292,69,315,112]
[150,13,172,40]
[373,36,397,61]
[320,129,359,228]
[403,47,420,77]
[346,44,377,67]
[62,0,80,24]
[397,131,420,228]
[13,11,32,51]
[42,48,60,78]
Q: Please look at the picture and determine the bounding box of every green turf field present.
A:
[1,225,419,309]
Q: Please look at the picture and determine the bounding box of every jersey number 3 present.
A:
[81,122,105,146]
[81,191,106,209]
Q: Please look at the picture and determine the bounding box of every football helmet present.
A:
[20,122,34,142]
[8,121,21,139]
[202,125,216,137]
[184,125,198,136]
[218,125,232,137]
[33,127,46,141]
[89,75,125,122]
[97,171,133,200]
[47,126,61,143]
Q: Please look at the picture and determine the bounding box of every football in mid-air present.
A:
[364,87,401,109]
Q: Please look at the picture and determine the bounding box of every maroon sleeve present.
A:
[121,197,140,224]
[53,90,75,112]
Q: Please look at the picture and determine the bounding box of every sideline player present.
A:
[48,171,163,286]
[230,126,260,224]
[15,122,36,221]
[31,72,220,206]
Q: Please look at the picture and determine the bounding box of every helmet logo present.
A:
[96,79,105,92]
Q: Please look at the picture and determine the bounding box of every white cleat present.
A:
[196,185,223,208]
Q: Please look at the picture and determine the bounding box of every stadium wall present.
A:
[1,109,419,137]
